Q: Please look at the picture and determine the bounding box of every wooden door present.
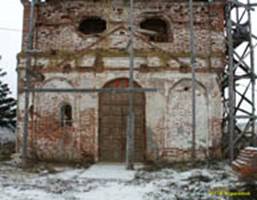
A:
[99,79,145,162]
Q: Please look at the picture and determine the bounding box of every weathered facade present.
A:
[17,0,225,163]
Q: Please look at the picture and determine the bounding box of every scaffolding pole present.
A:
[189,0,196,161]
[247,0,256,147]
[226,1,235,162]
[27,88,156,93]
[22,0,36,166]
[126,0,135,170]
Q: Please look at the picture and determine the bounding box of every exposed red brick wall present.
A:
[17,0,225,163]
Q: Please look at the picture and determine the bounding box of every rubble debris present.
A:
[232,147,257,180]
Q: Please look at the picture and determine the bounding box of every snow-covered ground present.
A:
[0,128,15,160]
[0,127,15,145]
[0,160,256,200]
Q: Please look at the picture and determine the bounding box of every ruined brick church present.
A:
[17,0,225,163]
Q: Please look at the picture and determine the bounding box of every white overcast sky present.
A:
[0,0,257,102]
[0,0,23,97]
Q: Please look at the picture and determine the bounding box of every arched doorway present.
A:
[99,78,146,162]
[166,79,208,151]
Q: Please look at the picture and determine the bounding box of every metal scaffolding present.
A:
[22,0,156,169]
[223,0,257,162]
[21,0,257,167]
[189,0,197,161]
[22,0,36,166]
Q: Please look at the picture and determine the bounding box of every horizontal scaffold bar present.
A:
[26,88,158,93]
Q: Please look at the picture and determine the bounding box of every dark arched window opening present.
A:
[140,18,169,42]
[78,17,106,34]
[60,104,72,127]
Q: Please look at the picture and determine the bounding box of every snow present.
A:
[245,146,257,151]
[0,161,256,200]
[80,163,137,181]
[0,127,15,145]
[72,182,155,200]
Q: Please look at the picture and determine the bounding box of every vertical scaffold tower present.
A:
[223,0,257,161]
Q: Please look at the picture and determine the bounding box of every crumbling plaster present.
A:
[17,0,225,162]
